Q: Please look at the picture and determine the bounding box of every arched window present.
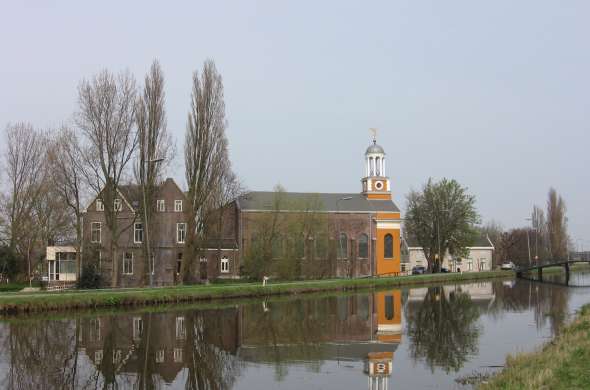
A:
[295,235,305,259]
[369,157,374,176]
[384,295,394,320]
[375,157,381,176]
[272,235,283,259]
[338,233,348,259]
[358,234,369,259]
[384,234,394,258]
[314,234,328,259]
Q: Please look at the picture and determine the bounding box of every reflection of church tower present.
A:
[365,290,402,390]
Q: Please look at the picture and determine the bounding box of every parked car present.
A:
[412,266,426,275]
[440,267,450,273]
[500,261,515,270]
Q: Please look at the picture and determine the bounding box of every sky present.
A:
[1,1,589,244]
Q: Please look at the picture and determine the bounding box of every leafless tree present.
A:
[47,126,88,279]
[2,123,46,281]
[76,69,138,287]
[182,59,229,282]
[134,60,173,286]
[547,187,568,259]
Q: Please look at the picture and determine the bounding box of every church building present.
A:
[205,137,403,280]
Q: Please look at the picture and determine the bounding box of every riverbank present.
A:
[480,303,590,389]
[0,270,512,315]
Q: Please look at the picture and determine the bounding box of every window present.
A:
[338,233,348,259]
[176,317,186,340]
[90,318,101,342]
[95,350,103,365]
[176,223,186,244]
[134,223,143,243]
[272,236,283,259]
[96,199,104,211]
[176,253,183,275]
[174,200,183,212]
[91,222,101,243]
[173,348,183,363]
[468,259,473,271]
[114,198,122,212]
[133,317,143,340]
[295,236,305,259]
[123,252,133,275]
[57,252,76,274]
[385,295,394,320]
[314,234,328,259]
[384,234,394,259]
[157,199,165,212]
[155,350,165,363]
[113,349,122,364]
[221,257,229,273]
[358,234,369,259]
[401,263,407,272]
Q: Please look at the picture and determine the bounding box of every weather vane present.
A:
[369,128,378,143]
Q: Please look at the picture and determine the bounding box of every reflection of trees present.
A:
[406,287,481,373]
[184,310,242,390]
[1,319,79,389]
[490,276,571,335]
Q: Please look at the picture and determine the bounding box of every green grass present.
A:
[0,270,512,315]
[0,282,37,292]
[480,304,590,390]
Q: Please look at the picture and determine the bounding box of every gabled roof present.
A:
[237,191,400,214]
[404,233,494,249]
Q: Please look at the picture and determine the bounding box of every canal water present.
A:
[1,272,589,389]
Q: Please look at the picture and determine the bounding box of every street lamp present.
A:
[143,157,164,287]
[336,196,352,277]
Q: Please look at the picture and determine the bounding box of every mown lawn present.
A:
[480,304,590,390]
[0,270,512,315]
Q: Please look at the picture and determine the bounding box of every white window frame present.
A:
[95,350,103,365]
[96,199,104,211]
[177,223,186,244]
[133,317,143,340]
[114,198,122,212]
[176,316,186,340]
[173,348,183,363]
[221,257,230,273]
[174,200,183,212]
[91,222,101,243]
[134,222,143,244]
[123,252,134,275]
[157,199,165,212]
[155,349,165,363]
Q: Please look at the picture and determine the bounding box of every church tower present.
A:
[362,136,391,200]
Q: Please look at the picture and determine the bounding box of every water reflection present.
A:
[0,274,587,389]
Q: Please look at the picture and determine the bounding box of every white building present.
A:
[401,234,495,273]
[46,245,77,282]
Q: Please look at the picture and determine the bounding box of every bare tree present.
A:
[182,59,229,283]
[76,70,138,287]
[547,187,568,259]
[2,123,46,282]
[47,126,88,279]
[135,59,173,286]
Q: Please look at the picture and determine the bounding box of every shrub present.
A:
[0,246,19,281]
[77,264,103,289]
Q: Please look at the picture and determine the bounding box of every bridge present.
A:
[515,259,590,284]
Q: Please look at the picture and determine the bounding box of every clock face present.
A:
[374,181,384,190]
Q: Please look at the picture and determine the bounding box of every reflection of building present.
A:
[402,235,495,273]
[408,282,495,306]
[366,352,393,390]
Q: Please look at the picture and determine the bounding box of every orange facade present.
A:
[366,193,393,200]
[375,228,401,276]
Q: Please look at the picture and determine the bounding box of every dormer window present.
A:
[174,200,183,212]
[114,199,122,212]
[96,199,104,211]
[157,200,165,212]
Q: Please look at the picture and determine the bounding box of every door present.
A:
[48,260,56,281]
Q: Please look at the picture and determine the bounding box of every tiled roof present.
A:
[237,191,400,214]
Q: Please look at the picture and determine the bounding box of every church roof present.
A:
[237,191,400,214]
[366,141,385,155]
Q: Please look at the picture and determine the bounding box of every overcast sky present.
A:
[1,1,589,243]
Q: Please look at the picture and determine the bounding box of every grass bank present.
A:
[0,270,512,315]
[480,304,590,390]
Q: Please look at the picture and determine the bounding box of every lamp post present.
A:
[143,157,164,287]
[336,196,352,277]
[525,218,533,265]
